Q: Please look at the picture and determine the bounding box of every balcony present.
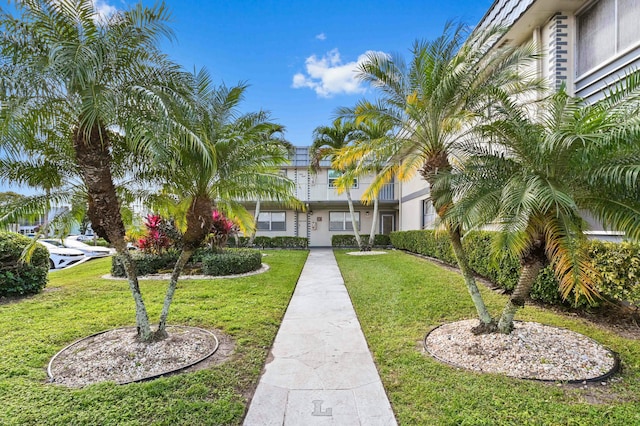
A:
[304,180,397,202]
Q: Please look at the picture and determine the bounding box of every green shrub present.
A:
[253,236,273,248]
[79,238,110,247]
[112,248,264,277]
[390,230,640,309]
[331,234,391,248]
[588,240,640,307]
[94,238,110,247]
[271,236,308,249]
[228,236,308,249]
[227,236,251,248]
[0,232,48,297]
[529,266,564,305]
[463,231,520,291]
[202,249,262,276]
[389,230,456,264]
[111,252,180,277]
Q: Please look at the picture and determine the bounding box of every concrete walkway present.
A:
[243,249,397,426]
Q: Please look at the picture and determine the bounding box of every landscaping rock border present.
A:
[48,325,220,387]
[346,251,388,256]
[424,319,619,383]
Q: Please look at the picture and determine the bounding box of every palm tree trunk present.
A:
[42,188,50,237]
[74,124,153,341]
[368,197,379,249]
[345,188,363,250]
[497,258,544,334]
[449,227,495,332]
[118,248,153,340]
[248,200,261,246]
[155,248,194,339]
[152,196,213,339]
[423,155,494,333]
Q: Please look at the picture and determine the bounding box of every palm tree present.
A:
[0,0,183,341]
[0,113,86,237]
[311,118,365,249]
[333,110,396,249]
[248,139,294,247]
[447,77,640,333]
[337,22,542,331]
[143,69,301,338]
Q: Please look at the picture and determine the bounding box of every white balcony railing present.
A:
[304,181,397,202]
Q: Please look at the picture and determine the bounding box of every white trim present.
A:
[575,0,640,82]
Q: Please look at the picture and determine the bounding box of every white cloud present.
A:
[50,0,117,22]
[93,0,117,21]
[292,48,387,98]
[315,33,326,41]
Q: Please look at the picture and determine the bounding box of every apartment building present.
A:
[249,0,638,245]
[403,0,640,238]
[246,146,399,247]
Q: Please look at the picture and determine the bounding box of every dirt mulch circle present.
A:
[424,319,619,383]
[48,325,228,388]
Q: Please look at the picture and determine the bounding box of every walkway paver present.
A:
[244,249,397,426]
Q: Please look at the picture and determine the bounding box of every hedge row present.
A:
[588,240,640,306]
[228,236,308,249]
[0,232,49,297]
[111,248,263,277]
[331,234,392,248]
[202,249,262,276]
[111,252,179,277]
[390,230,640,308]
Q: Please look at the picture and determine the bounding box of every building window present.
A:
[577,0,640,76]
[618,0,640,51]
[257,212,286,231]
[422,199,436,229]
[329,211,360,231]
[328,169,358,188]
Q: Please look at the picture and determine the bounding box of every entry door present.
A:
[380,214,395,235]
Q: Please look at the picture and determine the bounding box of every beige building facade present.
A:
[246,147,399,247]
[402,0,640,236]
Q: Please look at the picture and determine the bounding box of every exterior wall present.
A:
[249,210,298,238]
[547,13,572,91]
[307,208,380,247]
[241,146,400,247]
[344,0,640,237]
[249,203,395,247]
[280,166,397,204]
[400,195,428,231]
[399,175,430,231]
[467,0,640,238]
[479,0,640,103]
[576,45,640,103]
[574,0,640,103]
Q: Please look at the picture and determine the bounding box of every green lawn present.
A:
[0,250,307,426]
[335,249,640,426]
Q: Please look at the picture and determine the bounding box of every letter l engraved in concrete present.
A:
[311,400,332,417]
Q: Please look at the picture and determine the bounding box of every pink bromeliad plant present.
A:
[209,210,234,252]
[138,214,171,254]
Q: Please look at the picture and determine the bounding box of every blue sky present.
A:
[149,0,495,145]
[1,0,495,193]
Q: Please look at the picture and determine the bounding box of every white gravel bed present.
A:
[425,319,617,382]
[102,263,269,280]
[346,251,388,256]
[48,326,218,387]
